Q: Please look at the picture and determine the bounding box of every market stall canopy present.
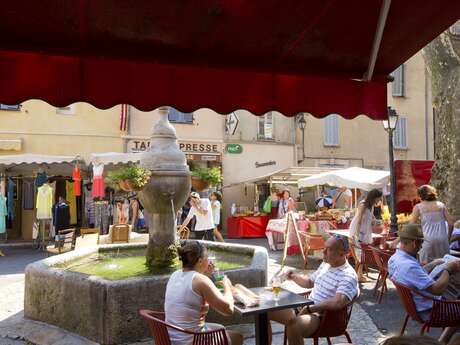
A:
[0,154,81,175]
[298,167,390,191]
[1,2,459,119]
[223,166,336,188]
[89,152,141,166]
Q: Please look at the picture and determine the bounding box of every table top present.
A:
[327,229,383,239]
[233,287,313,317]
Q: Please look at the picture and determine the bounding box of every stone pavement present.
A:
[0,239,440,345]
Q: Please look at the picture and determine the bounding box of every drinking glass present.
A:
[272,276,282,302]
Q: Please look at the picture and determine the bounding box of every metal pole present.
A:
[301,127,305,163]
[388,129,398,233]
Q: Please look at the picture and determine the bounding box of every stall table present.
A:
[227,215,269,238]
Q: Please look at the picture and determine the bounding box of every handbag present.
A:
[263,198,272,214]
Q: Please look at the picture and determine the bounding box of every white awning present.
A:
[89,152,142,165]
[223,166,337,188]
[298,167,390,191]
[0,154,79,166]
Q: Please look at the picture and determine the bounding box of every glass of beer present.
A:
[272,276,282,302]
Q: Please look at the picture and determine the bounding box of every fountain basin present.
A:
[24,241,268,344]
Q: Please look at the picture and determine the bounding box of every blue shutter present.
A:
[393,117,407,149]
[324,114,339,146]
[168,107,193,123]
[391,65,405,97]
[0,104,20,111]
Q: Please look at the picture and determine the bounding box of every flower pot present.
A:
[191,177,209,191]
[119,180,132,192]
[126,180,143,192]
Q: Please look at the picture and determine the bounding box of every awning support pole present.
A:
[363,0,391,81]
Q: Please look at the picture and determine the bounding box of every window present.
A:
[323,114,339,146]
[168,108,194,124]
[393,116,407,149]
[391,65,405,97]
[56,104,75,115]
[0,104,20,111]
[257,112,273,140]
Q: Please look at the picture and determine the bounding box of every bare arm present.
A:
[443,206,454,238]
[194,274,234,316]
[287,271,314,289]
[301,293,349,314]
[410,205,420,224]
[426,271,450,295]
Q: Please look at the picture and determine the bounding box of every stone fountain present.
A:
[23,108,268,344]
[138,106,191,270]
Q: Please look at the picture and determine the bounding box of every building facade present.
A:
[296,51,434,170]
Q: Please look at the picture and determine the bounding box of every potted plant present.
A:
[191,166,223,191]
[107,165,152,192]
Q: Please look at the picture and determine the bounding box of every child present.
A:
[450,220,460,251]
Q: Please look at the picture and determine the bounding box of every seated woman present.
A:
[164,241,243,345]
[450,220,460,252]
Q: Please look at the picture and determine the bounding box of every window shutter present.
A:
[391,65,405,97]
[0,104,20,111]
[264,112,273,139]
[324,114,339,146]
[393,117,407,149]
[168,107,193,123]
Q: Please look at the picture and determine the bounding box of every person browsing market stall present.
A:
[179,192,215,241]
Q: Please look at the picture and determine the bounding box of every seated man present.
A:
[269,234,359,345]
[388,224,460,344]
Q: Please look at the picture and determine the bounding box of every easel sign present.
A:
[280,211,305,267]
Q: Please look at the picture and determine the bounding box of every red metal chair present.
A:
[350,243,379,277]
[283,292,354,345]
[370,247,394,303]
[300,233,325,269]
[391,280,460,335]
[139,309,229,345]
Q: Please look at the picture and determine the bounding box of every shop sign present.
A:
[255,160,276,168]
[127,139,222,154]
[226,143,243,154]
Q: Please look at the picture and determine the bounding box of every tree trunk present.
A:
[423,24,460,219]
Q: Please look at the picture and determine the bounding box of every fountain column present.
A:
[138,107,191,270]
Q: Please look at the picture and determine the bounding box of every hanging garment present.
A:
[53,202,70,231]
[92,163,105,198]
[0,195,7,234]
[22,179,35,210]
[0,178,5,197]
[72,166,81,196]
[35,171,48,188]
[84,185,95,226]
[65,181,77,224]
[94,202,109,235]
[54,179,66,204]
[7,178,15,220]
[36,184,53,219]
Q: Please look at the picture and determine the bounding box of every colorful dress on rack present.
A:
[72,166,81,196]
[7,178,15,220]
[36,184,53,219]
[0,195,7,234]
[92,163,105,198]
[65,181,77,224]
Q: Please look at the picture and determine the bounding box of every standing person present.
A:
[179,192,215,241]
[165,241,243,345]
[333,187,353,209]
[349,188,383,281]
[410,185,453,264]
[277,190,296,219]
[269,189,280,219]
[210,192,225,242]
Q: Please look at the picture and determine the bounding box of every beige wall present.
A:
[296,52,434,170]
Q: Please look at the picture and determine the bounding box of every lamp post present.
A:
[298,113,306,163]
[382,106,399,233]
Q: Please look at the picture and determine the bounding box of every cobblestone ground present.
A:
[0,240,442,345]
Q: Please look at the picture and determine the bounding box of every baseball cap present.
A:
[399,224,424,240]
[190,192,200,199]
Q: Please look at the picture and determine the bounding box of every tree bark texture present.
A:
[424,24,460,219]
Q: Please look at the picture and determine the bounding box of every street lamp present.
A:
[298,113,306,163]
[382,106,399,233]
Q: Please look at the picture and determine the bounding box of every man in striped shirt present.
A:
[269,235,359,345]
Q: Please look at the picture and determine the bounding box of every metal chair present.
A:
[139,309,229,345]
[370,246,393,303]
[283,291,354,345]
[300,233,325,269]
[46,228,75,256]
[350,243,379,277]
[392,279,460,335]
[177,225,190,240]
[75,228,100,249]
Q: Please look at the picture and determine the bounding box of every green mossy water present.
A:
[64,249,252,280]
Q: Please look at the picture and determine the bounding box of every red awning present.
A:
[0,1,459,119]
